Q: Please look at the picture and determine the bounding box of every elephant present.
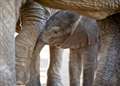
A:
[0,0,120,85]
[39,11,100,86]
[92,13,120,86]
[35,1,120,86]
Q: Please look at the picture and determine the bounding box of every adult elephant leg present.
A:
[15,24,41,85]
[69,48,82,86]
[93,14,120,86]
[82,44,98,86]
[26,40,45,86]
[47,46,64,86]
[0,0,16,86]
[16,2,49,85]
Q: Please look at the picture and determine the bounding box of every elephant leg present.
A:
[26,40,44,86]
[0,0,16,86]
[15,24,41,85]
[47,46,64,86]
[69,48,82,86]
[16,2,49,85]
[82,44,98,86]
[93,14,120,86]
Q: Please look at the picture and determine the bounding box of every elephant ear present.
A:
[61,16,99,49]
[81,16,100,45]
[61,22,88,49]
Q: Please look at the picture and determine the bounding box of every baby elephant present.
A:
[39,11,100,86]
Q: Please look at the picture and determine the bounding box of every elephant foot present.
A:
[47,79,63,86]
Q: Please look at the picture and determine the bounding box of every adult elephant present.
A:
[0,0,119,86]
[35,0,120,20]
[0,0,48,86]
[93,13,120,86]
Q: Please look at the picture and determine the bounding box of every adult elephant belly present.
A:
[35,0,120,20]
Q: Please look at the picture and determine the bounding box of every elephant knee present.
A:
[15,38,34,60]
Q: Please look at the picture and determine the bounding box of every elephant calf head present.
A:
[41,11,99,49]
[41,11,80,47]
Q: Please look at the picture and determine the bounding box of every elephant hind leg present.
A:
[69,48,82,86]
[47,46,64,86]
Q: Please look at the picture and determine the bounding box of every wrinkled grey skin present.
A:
[0,0,35,85]
[36,0,120,20]
[93,13,120,86]
[35,1,120,86]
[25,39,45,86]
[40,11,100,86]
[26,39,64,86]
[15,1,50,86]
[16,10,99,86]
[15,5,64,86]
[0,0,120,85]
[0,0,16,86]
